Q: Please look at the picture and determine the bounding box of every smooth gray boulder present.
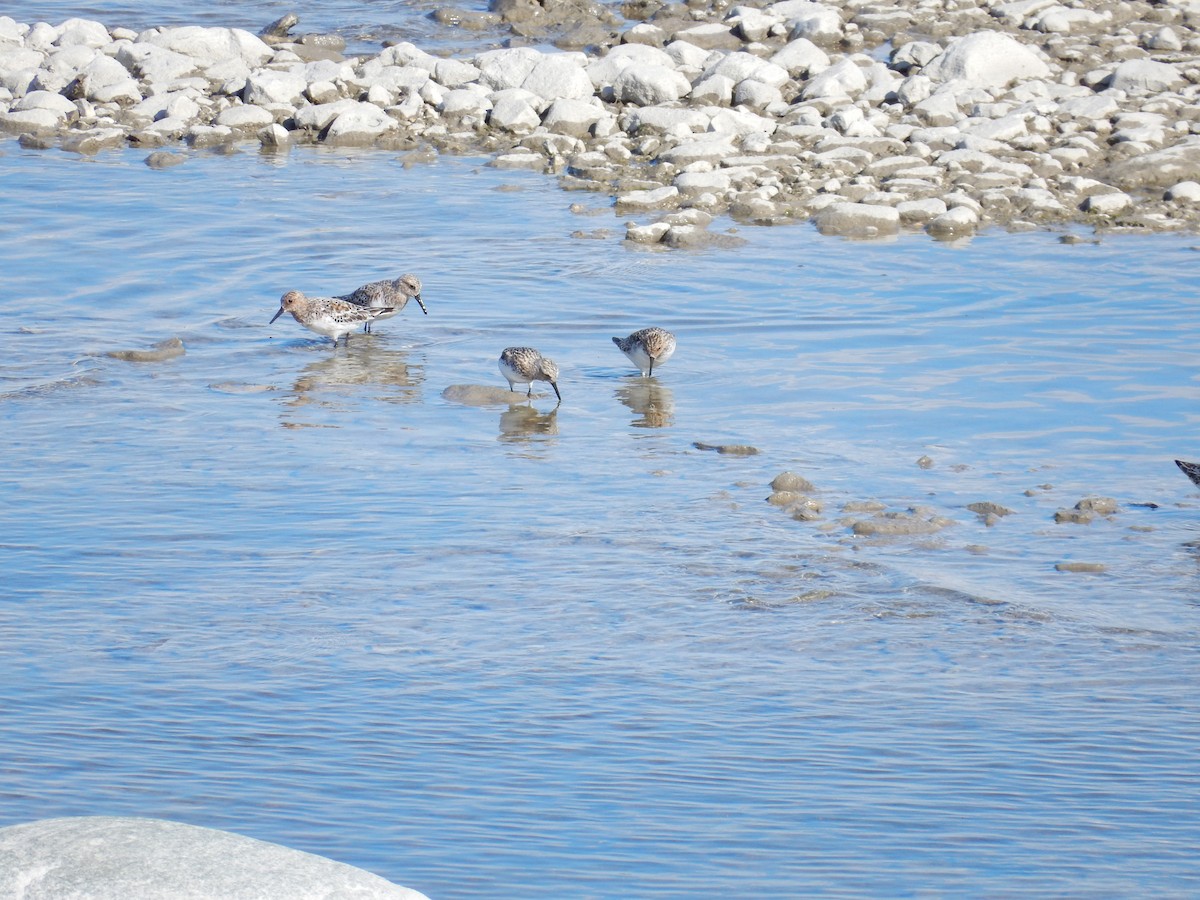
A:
[0,817,430,900]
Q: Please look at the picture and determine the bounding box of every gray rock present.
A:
[801,58,867,100]
[433,57,480,88]
[0,817,428,900]
[542,97,605,137]
[1080,191,1132,215]
[488,89,541,132]
[324,102,398,142]
[615,185,681,212]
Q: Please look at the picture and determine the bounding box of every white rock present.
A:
[733,80,783,111]
[624,23,667,47]
[727,8,780,43]
[293,98,361,131]
[137,26,273,68]
[489,148,543,169]
[1165,181,1200,203]
[896,197,948,222]
[216,104,274,128]
[776,1,843,43]
[489,89,541,132]
[613,64,691,106]
[116,43,197,82]
[801,58,867,100]
[991,0,1057,26]
[1144,26,1182,52]
[1030,5,1110,34]
[32,45,98,93]
[0,16,26,42]
[675,169,733,194]
[691,74,735,105]
[896,73,934,106]
[521,54,593,102]
[441,88,491,117]
[1105,59,1185,93]
[703,51,789,87]
[770,37,829,77]
[433,58,480,88]
[475,47,542,91]
[73,53,135,99]
[243,70,306,107]
[1056,94,1118,119]
[913,91,962,126]
[379,42,437,71]
[25,22,57,51]
[671,23,739,50]
[814,201,900,236]
[542,97,605,137]
[623,105,711,134]
[325,102,398,142]
[659,136,737,165]
[0,107,62,132]
[708,106,778,136]
[922,32,1051,89]
[927,205,979,235]
[588,44,676,89]
[1081,192,1132,214]
[13,89,78,117]
[615,185,680,212]
[258,122,290,146]
[54,17,111,48]
[0,818,427,900]
[625,221,671,243]
[664,40,711,70]
[891,40,941,71]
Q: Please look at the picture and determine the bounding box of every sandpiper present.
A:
[270,291,394,347]
[336,274,426,332]
[498,347,561,401]
[1176,459,1200,486]
[612,327,676,376]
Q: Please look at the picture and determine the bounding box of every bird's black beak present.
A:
[270,306,285,324]
[414,294,428,315]
[550,381,562,402]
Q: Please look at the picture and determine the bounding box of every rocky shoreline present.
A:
[3,1,1200,244]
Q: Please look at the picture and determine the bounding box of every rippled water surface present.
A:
[3,112,1200,900]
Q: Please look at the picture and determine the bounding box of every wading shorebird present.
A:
[336,274,426,332]
[1176,459,1200,487]
[498,347,561,401]
[270,291,394,347]
[612,327,676,377]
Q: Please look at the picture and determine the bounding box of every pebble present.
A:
[4,7,1200,243]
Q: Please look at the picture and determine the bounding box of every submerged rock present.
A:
[106,336,185,361]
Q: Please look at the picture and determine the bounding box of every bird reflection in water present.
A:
[616,379,674,429]
[285,345,423,409]
[498,402,559,443]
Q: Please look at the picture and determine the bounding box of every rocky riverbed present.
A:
[3,1,1200,244]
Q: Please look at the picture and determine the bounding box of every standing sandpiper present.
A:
[336,274,426,332]
[498,347,561,401]
[270,291,394,347]
[612,327,676,376]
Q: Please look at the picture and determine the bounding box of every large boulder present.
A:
[0,817,429,900]
[922,32,1051,89]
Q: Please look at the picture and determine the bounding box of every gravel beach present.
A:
[3,1,1200,244]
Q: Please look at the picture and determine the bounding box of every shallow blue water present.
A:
[3,7,1200,893]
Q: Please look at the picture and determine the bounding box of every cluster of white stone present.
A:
[3,1,1200,243]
